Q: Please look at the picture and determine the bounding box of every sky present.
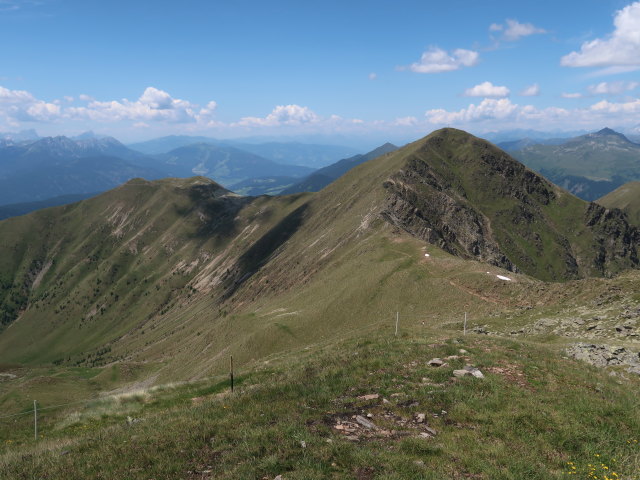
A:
[1,0,640,145]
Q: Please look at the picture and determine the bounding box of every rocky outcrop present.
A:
[566,343,640,375]
[381,171,516,272]
[585,203,639,275]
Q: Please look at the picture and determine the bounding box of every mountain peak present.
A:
[590,127,631,142]
[73,131,100,140]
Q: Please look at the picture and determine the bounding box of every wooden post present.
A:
[464,312,467,335]
[34,400,38,441]
[230,356,234,393]
[395,312,399,337]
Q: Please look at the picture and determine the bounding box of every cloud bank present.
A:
[561,1,640,69]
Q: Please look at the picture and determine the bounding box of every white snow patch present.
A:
[496,275,512,281]
[424,253,430,257]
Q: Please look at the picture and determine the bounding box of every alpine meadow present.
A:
[2,1,640,479]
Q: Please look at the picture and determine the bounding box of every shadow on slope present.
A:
[223,203,309,298]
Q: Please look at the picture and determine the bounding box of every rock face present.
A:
[382,154,517,273]
[566,343,640,374]
[585,203,640,275]
[380,128,639,281]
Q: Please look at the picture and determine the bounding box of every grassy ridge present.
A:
[0,128,638,415]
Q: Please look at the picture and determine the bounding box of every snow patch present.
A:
[496,275,512,281]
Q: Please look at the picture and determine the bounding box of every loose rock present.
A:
[358,393,380,401]
[355,415,378,430]
[428,358,444,367]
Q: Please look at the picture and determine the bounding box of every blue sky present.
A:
[1,0,640,144]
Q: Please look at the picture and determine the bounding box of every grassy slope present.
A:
[1,329,639,479]
[0,129,637,400]
[0,176,305,364]
[598,181,640,226]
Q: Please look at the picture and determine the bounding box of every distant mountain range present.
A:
[280,143,399,194]
[129,135,358,168]
[483,129,588,144]
[0,135,323,213]
[2,127,640,219]
[0,136,164,205]
[506,128,640,201]
[153,143,314,185]
[231,142,399,196]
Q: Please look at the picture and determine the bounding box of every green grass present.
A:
[1,330,639,479]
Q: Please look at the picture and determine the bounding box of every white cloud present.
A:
[423,96,640,132]
[590,98,640,114]
[236,104,320,127]
[0,85,62,122]
[463,81,510,98]
[368,72,377,80]
[520,84,540,96]
[503,19,546,41]
[562,92,583,99]
[67,87,217,124]
[78,94,93,101]
[0,85,218,127]
[0,85,35,105]
[561,2,640,69]
[403,47,479,73]
[587,81,639,95]
[426,98,519,124]
[25,102,61,121]
[490,19,546,41]
[138,87,174,109]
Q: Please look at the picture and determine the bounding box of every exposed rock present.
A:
[566,343,640,374]
[424,426,437,436]
[453,365,485,378]
[428,358,444,367]
[357,394,379,401]
[355,415,378,430]
[472,326,490,335]
[464,365,485,378]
